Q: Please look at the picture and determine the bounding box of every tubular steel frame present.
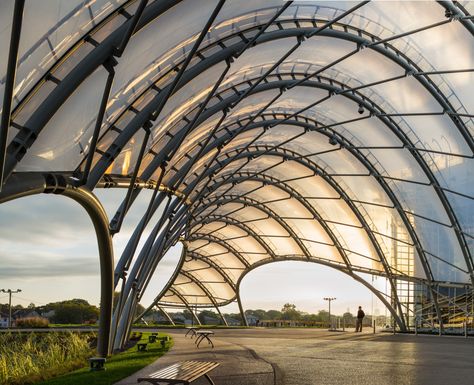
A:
[1,1,473,350]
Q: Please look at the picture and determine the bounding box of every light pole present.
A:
[1,289,21,328]
[323,297,336,330]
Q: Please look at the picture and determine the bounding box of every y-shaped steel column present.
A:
[0,173,114,357]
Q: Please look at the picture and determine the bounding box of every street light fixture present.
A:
[1,288,22,328]
[323,297,336,330]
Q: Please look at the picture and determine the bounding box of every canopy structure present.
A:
[0,0,473,354]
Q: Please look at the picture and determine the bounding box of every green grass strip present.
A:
[36,332,172,385]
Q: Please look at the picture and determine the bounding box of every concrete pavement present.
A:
[115,328,474,385]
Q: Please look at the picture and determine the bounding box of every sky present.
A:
[0,189,386,316]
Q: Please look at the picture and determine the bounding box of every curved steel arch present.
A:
[186,250,238,291]
[186,234,251,269]
[2,1,473,349]
[86,13,473,190]
[146,76,472,286]
[179,270,229,325]
[190,215,280,260]
[232,256,406,330]
[189,156,410,322]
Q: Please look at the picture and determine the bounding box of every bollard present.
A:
[414,321,417,336]
[373,319,375,334]
[465,321,468,338]
[343,318,345,332]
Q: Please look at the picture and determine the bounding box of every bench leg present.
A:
[205,336,214,348]
[204,374,216,385]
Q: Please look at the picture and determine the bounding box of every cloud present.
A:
[0,256,100,278]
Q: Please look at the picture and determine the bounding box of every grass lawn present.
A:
[36,332,172,385]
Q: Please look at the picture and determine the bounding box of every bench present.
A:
[195,330,214,348]
[137,342,148,351]
[137,360,219,385]
[185,327,198,338]
[89,357,106,371]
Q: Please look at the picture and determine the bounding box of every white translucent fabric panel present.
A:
[303,241,344,264]
[285,175,339,199]
[359,203,411,241]
[425,254,471,284]
[223,38,297,81]
[206,252,246,271]
[106,127,145,175]
[230,216,290,238]
[160,292,183,305]
[309,198,360,227]
[390,180,451,225]
[330,45,404,85]
[16,67,107,171]
[315,149,369,175]
[212,224,248,241]
[246,184,291,203]
[284,218,332,245]
[150,62,228,147]
[283,36,356,73]
[332,222,380,262]
[339,1,443,37]
[184,264,234,298]
[369,148,430,183]
[205,180,262,202]
[335,175,393,206]
[174,275,210,302]
[260,235,303,257]
[431,73,474,117]
[2,0,125,106]
[187,239,211,253]
[370,76,442,113]
[435,157,473,197]
[108,0,217,116]
[193,221,226,235]
[414,216,469,276]
[214,0,284,27]
[403,115,472,156]
[335,117,403,147]
[445,192,474,238]
[266,160,314,181]
[225,90,282,123]
[225,236,267,256]
[225,206,270,223]
[401,17,474,72]
[265,197,313,220]
[267,87,329,114]
[0,1,14,113]
[208,155,281,185]
[384,236,426,280]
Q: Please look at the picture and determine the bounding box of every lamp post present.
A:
[323,297,336,330]
[1,289,21,328]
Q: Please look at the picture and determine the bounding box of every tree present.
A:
[281,303,301,320]
[266,310,282,320]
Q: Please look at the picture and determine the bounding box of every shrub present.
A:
[16,317,49,328]
[0,332,93,384]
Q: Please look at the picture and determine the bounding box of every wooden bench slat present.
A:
[148,361,198,378]
[138,361,219,384]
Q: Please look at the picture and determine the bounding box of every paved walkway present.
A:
[115,328,474,385]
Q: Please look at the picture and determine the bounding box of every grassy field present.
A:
[36,332,172,385]
[0,332,94,385]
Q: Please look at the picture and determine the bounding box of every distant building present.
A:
[0,313,9,328]
[13,309,40,320]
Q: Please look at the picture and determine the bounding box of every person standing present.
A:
[355,306,365,332]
